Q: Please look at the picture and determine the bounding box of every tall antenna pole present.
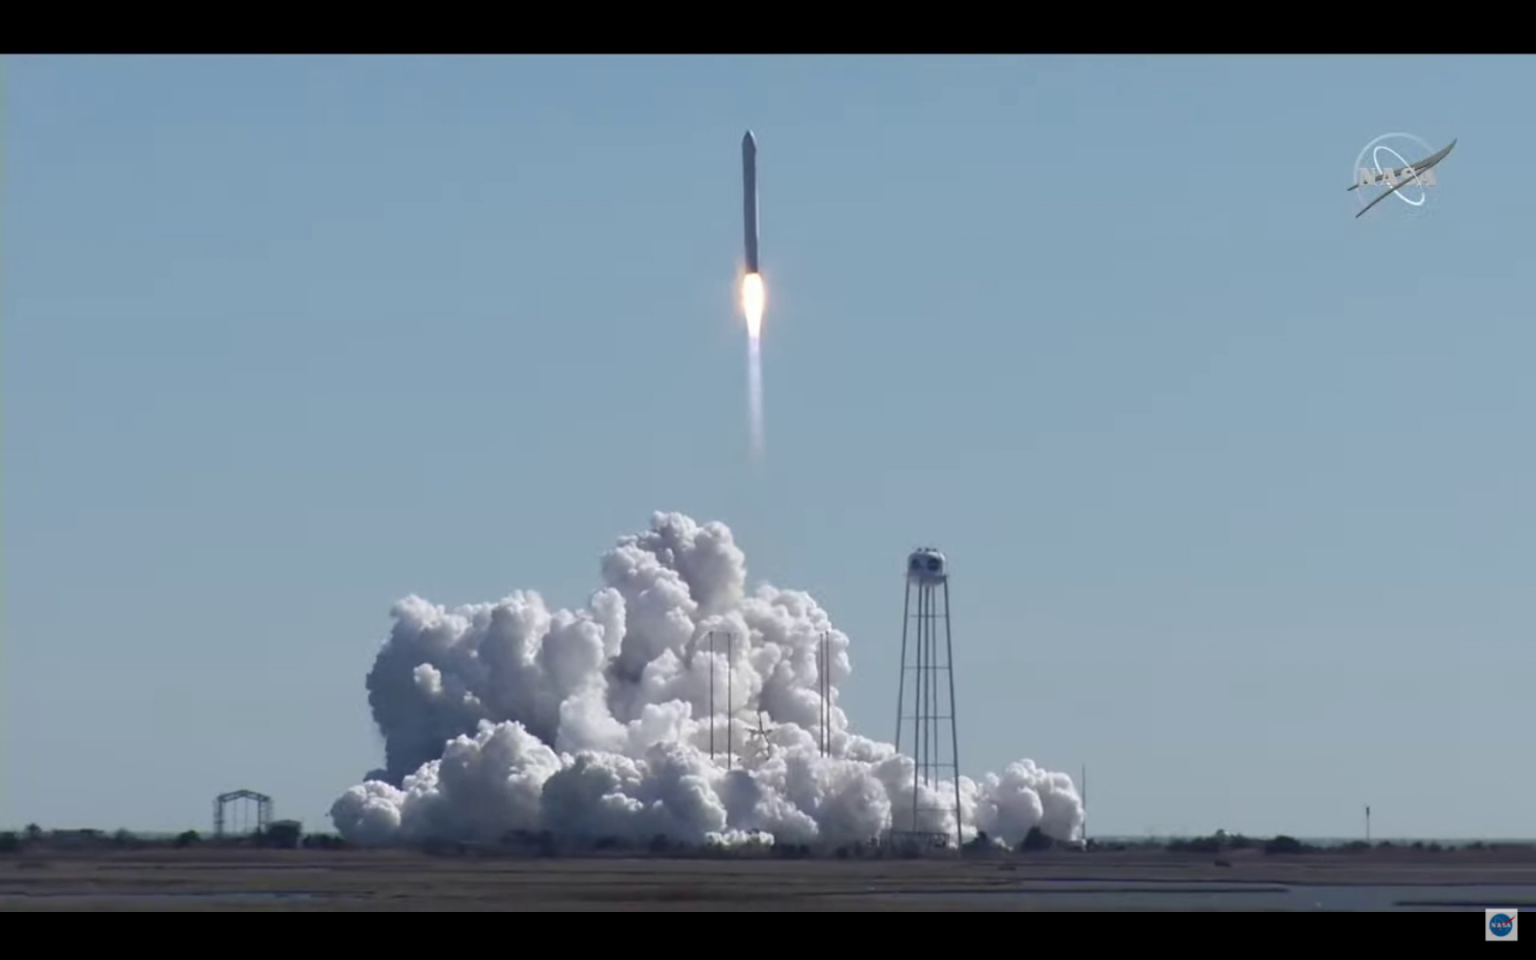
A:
[826,632,831,755]
[709,631,715,763]
[726,631,733,771]
[894,579,911,751]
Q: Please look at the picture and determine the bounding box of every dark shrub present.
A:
[1264,835,1306,855]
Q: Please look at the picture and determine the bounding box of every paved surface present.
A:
[4,847,1536,910]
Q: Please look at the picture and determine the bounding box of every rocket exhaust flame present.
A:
[740,272,765,339]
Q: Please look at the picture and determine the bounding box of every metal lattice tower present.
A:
[214,789,272,838]
[893,547,962,847]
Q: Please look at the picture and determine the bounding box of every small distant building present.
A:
[264,820,303,849]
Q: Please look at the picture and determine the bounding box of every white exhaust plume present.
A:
[331,512,1083,849]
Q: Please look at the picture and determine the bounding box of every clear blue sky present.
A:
[4,54,1531,840]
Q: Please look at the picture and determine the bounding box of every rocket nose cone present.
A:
[743,130,756,150]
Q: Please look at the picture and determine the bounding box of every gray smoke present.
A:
[331,512,1083,848]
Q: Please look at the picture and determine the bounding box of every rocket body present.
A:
[742,130,759,274]
[738,129,766,462]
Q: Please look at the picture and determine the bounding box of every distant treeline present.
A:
[2,823,1528,861]
[1157,831,1531,856]
[0,822,343,853]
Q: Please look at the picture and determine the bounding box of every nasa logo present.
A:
[1348,132,1456,220]
[1486,908,1519,941]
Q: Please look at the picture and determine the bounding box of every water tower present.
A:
[893,547,963,846]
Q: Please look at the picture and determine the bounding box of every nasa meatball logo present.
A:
[1348,132,1456,220]
[1486,908,1519,941]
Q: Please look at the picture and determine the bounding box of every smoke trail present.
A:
[330,512,1083,849]
[740,272,766,464]
[748,335,765,464]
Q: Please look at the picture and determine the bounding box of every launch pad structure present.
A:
[701,627,834,767]
[892,547,963,848]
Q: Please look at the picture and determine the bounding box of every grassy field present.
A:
[5,844,1536,911]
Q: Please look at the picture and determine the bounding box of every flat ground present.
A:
[5,846,1536,911]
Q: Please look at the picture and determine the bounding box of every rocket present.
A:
[738,130,767,459]
[742,130,759,274]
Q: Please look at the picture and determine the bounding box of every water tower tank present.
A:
[906,547,948,583]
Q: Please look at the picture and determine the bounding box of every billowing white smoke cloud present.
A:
[331,512,1083,849]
